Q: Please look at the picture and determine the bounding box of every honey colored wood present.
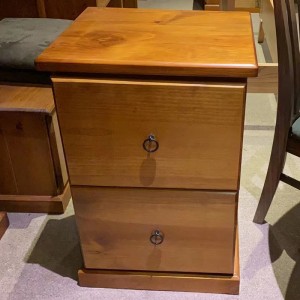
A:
[205,4,220,10]
[0,183,71,214]
[247,63,278,93]
[0,212,9,239]
[78,228,239,294]
[72,186,237,274]
[0,85,54,113]
[36,8,258,78]
[235,0,257,8]
[53,77,246,190]
[239,7,260,13]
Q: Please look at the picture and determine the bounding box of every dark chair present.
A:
[253,0,300,224]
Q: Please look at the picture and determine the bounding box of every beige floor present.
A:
[1,1,300,300]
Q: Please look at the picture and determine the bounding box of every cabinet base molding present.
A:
[0,212,9,239]
[0,183,71,214]
[78,232,240,294]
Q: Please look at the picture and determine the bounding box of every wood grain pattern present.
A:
[0,212,9,239]
[72,186,237,274]
[0,112,57,196]
[0,128,17,194]
[0,183,71,214]
[78,227,239,293]
[36,8,258,78]
[53,77,246,190]
[0,85,54,114]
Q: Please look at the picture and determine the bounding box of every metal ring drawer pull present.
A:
[150,230,164,245]
[143,134,159,153]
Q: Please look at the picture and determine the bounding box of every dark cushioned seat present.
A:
[292,117,300,139]
[0,18,72,84]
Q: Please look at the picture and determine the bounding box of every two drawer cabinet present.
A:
[36,7,258,294]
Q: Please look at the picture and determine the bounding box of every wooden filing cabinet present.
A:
[36,7,258,294]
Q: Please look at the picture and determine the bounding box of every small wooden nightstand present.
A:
[36,7,257,294]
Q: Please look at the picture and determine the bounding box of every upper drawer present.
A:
[53,78,246,190]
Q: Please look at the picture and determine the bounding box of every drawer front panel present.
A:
[72,186,237,274]
[53,78,246,190]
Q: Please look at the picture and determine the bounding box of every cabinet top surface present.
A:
[36,7,258,78]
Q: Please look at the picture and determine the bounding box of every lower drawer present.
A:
[72,187,237,274]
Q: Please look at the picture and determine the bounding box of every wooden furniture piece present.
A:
[0,0,137,20]
[36,7,258,294]
[257,0,277,62]
[206,0,260,12]
[253,0,300,224]
[219,0,278,95]
[102,0,138,7]
[0,0,97,20]
[0,85,70,213]
[0,211,9,239]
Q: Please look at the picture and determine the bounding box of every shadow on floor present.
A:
[26,215,83,280]
[8,212,45,229]
[269,203,300,300]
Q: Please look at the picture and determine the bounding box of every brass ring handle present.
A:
[143,134,159,153]
[150,230,164,245]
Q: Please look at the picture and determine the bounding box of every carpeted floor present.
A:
[1,1,300,299]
